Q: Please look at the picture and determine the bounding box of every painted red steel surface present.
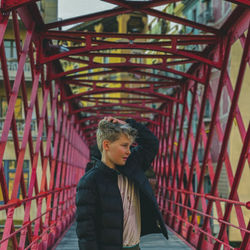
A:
[0,0,249,249]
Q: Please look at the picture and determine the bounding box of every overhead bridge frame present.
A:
[0,0,249,249]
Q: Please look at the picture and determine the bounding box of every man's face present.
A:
[106,134,132,166]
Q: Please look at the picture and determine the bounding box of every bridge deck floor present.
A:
[54,221,193,250]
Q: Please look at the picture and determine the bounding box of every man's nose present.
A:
[127,148,131,155]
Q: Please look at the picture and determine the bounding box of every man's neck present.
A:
[101,155,116,170]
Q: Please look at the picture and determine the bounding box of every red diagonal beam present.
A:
[51,67,179,82]
[213,122,250,249]
[102,0,218,34]
[225,0,250,7]
[141,8,219,34]
[129,69,181,82]
[185,31,233,244]
[45,7,129,30]
[1,24,36,249]
[65,69,178,82]
[0,33,23,250]
[0,12,9,47]
[101,0,132,8]
[197,23,250,248]
[145,0,182,8]
[0,25,34,177]
[55,62,203,84]
[64,69,119,81]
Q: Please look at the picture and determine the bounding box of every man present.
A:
[76,117,168,250]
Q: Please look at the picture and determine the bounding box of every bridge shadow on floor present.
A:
[54,221,193,250]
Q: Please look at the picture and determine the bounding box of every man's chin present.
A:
[116,162,126,167]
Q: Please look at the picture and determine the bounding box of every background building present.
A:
[61,12,148,113]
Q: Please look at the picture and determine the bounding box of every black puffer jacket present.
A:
[76,119,168,250]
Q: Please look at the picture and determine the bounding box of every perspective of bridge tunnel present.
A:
[0,0,249,249]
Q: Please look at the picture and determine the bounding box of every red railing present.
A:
[0,3,89,249]
[0,0,249,249]
[151,16,250,249]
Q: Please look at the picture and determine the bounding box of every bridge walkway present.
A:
[54,221,194,250]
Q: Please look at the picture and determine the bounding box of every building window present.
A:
[0,97,8,118]
[192,8,197,22]
[0,97,22,118]
[4,40,17,59]
[0,97,23,132]
[103,57,109,64]
[0,160,29,204]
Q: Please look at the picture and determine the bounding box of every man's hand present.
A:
[104,116,126,125]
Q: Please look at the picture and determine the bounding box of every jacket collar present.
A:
[96,160,135,180]
[96,160,121,176]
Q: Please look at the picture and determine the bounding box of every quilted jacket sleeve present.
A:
[75,172,99,250]
[126,119,159,171]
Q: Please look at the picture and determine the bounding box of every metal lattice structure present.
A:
[0,0,249,249]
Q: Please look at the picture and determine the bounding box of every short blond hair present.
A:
[96,119,137,153]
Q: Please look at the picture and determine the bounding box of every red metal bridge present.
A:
[0,0,249,249]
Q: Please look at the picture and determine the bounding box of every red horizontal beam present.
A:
[79,114,159,125]
[129,69,181,82]
[64,82,177,91]
[78,96,163,104]
[43,30,217,41]
[72,103,169,116]
[50,67,179,83]
[65,56,195,69]
[90,38,216,47]
[64,79,178,86]
[62,87,181,103]
[40,41,218,68]
[66,52,185,61]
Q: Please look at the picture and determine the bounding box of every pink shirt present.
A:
[118,174,141,247]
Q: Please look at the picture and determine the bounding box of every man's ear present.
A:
[102,140,110,151]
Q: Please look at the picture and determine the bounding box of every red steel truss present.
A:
[0,0,249,249]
